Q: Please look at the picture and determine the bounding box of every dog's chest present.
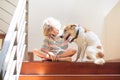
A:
[75,35,86,46]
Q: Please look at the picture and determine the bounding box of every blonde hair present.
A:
[42,17,61,37]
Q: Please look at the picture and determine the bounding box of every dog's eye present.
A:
[64,29,67,32]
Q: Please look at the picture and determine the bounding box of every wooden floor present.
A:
[19,61,120,80]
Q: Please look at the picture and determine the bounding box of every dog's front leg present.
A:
[75,46,82,62]
[75,43,87,62]
[80,44,87,62]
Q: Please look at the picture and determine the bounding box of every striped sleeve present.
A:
[42,38,49,50]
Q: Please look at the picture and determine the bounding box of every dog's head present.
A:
[62,24,90,43]
[64,24,77,36]
[62,24,79,43]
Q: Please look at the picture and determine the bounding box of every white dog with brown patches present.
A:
[63,24,105,65]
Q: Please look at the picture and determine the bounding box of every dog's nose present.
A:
[57,30,63,37]
[60,35,63,38]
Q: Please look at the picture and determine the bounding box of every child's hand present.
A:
[48,52,57,61]
[48,52,55,56]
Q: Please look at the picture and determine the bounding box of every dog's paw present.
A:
[94,58,105,65]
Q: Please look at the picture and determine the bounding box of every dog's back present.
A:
[85,31,102,46]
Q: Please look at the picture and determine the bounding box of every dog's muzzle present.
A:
[59,33,73,43]
[64,34,75,43]
[65,34,71,40]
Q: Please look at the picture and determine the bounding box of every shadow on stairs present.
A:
[19,61,120,80]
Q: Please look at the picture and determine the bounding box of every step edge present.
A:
[20,74,120,76]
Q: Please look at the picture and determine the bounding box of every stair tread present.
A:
[21,61,120,74]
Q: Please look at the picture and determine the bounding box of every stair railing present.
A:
[0,0,27,80]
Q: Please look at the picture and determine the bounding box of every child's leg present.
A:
[33,48,76,62]
[33,49,62,61]
[33,49,49,59]
[57,48,77,58]
[57,57,72,62]
[55,48,76,62]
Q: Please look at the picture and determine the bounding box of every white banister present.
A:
[16,45,26,80]
[4,60,16,80]
[4,46,17,80]
[2,31,17,76]
[0,0,27,80]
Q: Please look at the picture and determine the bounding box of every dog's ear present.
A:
[83,27,90,33]
[70,24,76,29]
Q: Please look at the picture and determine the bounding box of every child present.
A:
[33,17,76,61]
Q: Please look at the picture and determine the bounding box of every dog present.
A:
[63,24,105,65]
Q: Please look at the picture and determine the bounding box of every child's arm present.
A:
[41,38,56,60]
[41,38,51,54]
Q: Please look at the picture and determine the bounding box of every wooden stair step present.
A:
[20,61,120,74]
[19,74,120,80]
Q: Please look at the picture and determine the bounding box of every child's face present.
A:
[51,27,59,36]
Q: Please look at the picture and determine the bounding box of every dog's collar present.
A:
[70,26,80,42]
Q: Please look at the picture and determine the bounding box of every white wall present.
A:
[28,0,119,60]
[103,1,120,60]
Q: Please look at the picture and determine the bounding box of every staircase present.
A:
[0,0,18,32]
[1,0,120,80]
[19,61,120,80]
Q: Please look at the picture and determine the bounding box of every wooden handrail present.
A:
[0,34,6,38]
[0,34,6,50]
[0,0,27,80]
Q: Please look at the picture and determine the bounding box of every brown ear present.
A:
[70,24,76,29]
[83,27,90,33]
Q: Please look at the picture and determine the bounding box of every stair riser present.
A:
[21,62,120,74]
